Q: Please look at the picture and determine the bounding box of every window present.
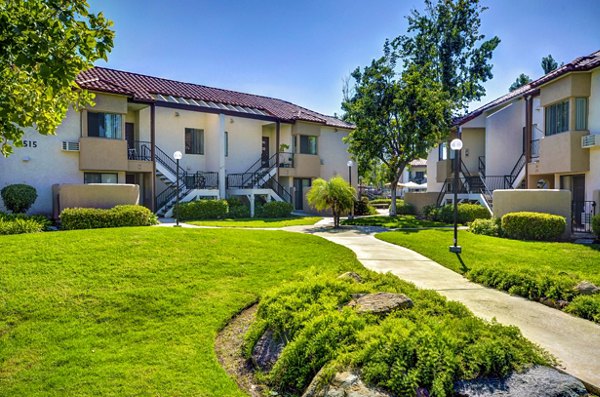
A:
[438,142,447,160]
[185,128,204,154]
[545,100,569,136]
[88,112,122,139]
[224,131,228,157]
[84,173,118,184]
[575,97,588,131]
[299,135,317,155]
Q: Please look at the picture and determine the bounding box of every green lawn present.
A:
[0,227,358,396]
[342,215,449,229]
[377,229,600,321]
[187,216,322,228]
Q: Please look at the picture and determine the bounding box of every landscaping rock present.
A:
[454,365,588,397]
[574,281,600,295]
[348,292,414,314]
[251,329,285,372]
[302,371,394,397]
[338,272,363,283]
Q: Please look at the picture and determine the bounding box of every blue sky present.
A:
[89,0,600,116]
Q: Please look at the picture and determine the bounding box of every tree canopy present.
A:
[0,0,114,156]
[306,176,355,228]
[509,73,532,92]
[541,54,559,74]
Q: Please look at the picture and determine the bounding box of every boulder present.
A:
[348,292,414,314]
[454,365,588,397]
[338,272,363,283]
[574,281,600,295]
[302,371,394,397]
[251,329,285,372]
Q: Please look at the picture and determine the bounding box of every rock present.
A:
[338,272,363,283]
[454,365,588,397]
[574,281,600,295]
[540,297,570,310]
[302,371,394,397]
[251,329,285,372]
[348,292,414,314]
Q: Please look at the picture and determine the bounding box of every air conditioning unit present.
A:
[582,134,600,149]
[62,141,80,151]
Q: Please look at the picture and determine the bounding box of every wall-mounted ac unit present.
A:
[582,134,600,149]
[62,141,80,151]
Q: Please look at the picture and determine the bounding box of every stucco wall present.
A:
[426,147,444,192]
[540,73,591,107]
[319,127,357,188]
[485,100,525,176]
[53,183,139,218]
[404,192,439,215]
[461,128,485,174]
[493,189,572,237]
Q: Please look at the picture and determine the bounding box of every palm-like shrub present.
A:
[307,177,355,228]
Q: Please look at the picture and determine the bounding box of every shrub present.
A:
[392,202,416,215]
[227,197,250,218]
[60,205,158,230]
[427,203,490,224]
[369,198,404,206]
[422,204,439,220]
[565,295,600,324]
[0,218,44,235]
[501,212,565,241]
[1,184,38,213]
[173,199,228,221]
[592,213,600,238]
[260,201,293,218]
[354,197,377,216]
[0,212,51,230]
[468,218,499,237]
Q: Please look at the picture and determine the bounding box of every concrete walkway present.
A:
[285,219,600,391]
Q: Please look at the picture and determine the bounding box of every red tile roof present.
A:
[457,49,600,125]
[409,158,427,167]
[76,67,354,129]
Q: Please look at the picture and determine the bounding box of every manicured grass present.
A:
[0,227,358,396]
[343,215,449,228]
[187,216,322,228]
[376,229,600,321]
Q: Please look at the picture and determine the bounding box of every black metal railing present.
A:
[154,144,184,177]
[185,171,219,190]
[530,139,540,159]
[264,177,293,203]
[155,185,180,213]
[128,140,152,161]
[507,153,526,188]
[278,152,294,168]
[478,156,486,178]
[482,176,510,191]
[572,201,596,233]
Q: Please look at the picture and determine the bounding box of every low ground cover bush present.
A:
[259,201,293,218]
[428,203,490,224]
[0,218,44,235]
[245,273,551,397]
[501,212,565,241]
[468,218,499,237]
[174,199,228,220]
[1,184,37,213]
[565,295,600,323]
[60,205,158,230]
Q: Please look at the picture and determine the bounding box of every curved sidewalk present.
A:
[289,221,600,391]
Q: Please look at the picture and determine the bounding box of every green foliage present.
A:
[369,198,414,214]
[1,184,38,213]
[60,205,158,230]
[307,177,355,227]
[354,197,377,216]
[173,199,228,221]
[541,54,559,74]
[0,0,114,156]
[0,211,51,230]
[428,203,490,224]
[260,201,293,218]
[227,197,251,219]
[247,273,551,396]
[509,73,532,92]
[187,217,322,228]
[0,218,44,235]
[369,198,402,206]
[565,295,600,323]
[501,212,565,241]
[343,215,447,228]
[468,218,499,237]
[592,213,600,238]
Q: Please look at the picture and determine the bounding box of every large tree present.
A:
[509,73,532,92]
[307,176,355,228]
[343,0,499,215]
[541,54,559,74]
[0,0,114,156]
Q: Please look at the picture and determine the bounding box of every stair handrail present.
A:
[154,144,186,179]
[478,156,486,178]
[507,153,526,188]
[265,177,293,203]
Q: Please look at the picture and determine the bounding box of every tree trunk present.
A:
[332,209,339,228]
[389,174,401,216]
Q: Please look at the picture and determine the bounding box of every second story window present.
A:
[185,128,204,155]
[545,100,569,136]
[88,112,122,139]
[299,135,317,155]
[575,97,588,131]
[438,142,447,160]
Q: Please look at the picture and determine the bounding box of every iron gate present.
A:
[572,201,596,233]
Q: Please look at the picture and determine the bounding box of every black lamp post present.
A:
[174,150,182,227]
[449,138,463,254]
[347,160,354,220]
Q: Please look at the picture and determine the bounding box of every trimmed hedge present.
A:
[227,197,251,219]
[391,202,416,215]
[173,199,228,221]
[369,198,404,206]
[468,218,499,237]
[501,212,565,241]
[259,201,293,218]
[60,205,158,230]
[0,218,44,235]
[592,213,600,238]
[1,184,37,213]
[427,203,490,224]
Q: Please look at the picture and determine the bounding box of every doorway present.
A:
[261,137,270,168]
[294,178,311,211]
[562,174,594,232]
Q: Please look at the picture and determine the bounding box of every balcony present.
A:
[79,137,128,171]
[127,140,153,173]
[528,130,590,176]
[278,152,321,178]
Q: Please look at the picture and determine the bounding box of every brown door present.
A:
[261,137,269,168]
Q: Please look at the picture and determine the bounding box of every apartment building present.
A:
[0,67,356,216]
[426,50,600,232]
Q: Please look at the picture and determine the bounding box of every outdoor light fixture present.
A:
[173,151,183,227]
[449,138,463,254]
[347,160,355,220]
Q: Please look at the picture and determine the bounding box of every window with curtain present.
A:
[299,135,317,155]
[185,128,204,154]
[88,112,123,139]
[575,97,588,131]
[84,173,118,183]
[545,100,569,136]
